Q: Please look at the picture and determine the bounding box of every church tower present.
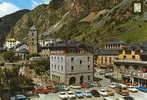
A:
[28,25,38,54]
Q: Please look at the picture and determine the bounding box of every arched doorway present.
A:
[80,76,84,84]
[69,77,76,85]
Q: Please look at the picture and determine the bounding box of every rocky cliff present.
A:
[10,0,147,45]
[0,9,30,44]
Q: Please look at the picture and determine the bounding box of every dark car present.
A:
[123,96,134,100]
[90,90,100,97]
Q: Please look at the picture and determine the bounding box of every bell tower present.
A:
[28,25,38,54]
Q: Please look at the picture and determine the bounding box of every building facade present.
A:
[49,40,94,85]
[94,42,125,68]
[118,44,142,60]
[4,38,21,50]
[113,60,147,88]
[95,49,119,68]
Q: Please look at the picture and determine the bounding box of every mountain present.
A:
[0,9,30,44]
[10,0,147,45]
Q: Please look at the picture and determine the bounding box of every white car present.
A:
[67,91,76,99]
[108,83,116,88]
[103,97,114,100]
[116,97,124,100]
[99,89,108,97]
[58,92,68,99]
[83,91,92,97]
[128,87,138,93]
[70,85,81,89]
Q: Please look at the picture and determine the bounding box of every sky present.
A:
[0,0,51,17]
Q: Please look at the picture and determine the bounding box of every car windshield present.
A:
[68,92,74,94]
[76,92,82,94]
[60,93,66,95]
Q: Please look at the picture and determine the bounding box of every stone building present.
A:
[49,40,94,85]
[94,42,125,69]
[95,49,120,68]
[113,60,147,88]
[28,25,38,54]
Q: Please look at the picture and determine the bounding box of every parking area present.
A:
[31,70,147,100]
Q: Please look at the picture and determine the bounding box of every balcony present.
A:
[121,70,147,79]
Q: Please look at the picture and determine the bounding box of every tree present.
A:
[3,51,19,62]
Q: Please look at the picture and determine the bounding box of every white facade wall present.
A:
[50,54,94,85]
[5,40,21,50]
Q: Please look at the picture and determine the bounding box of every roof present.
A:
[48,40,93,49]
[30,25,36,31]
[124,44,141,51]
[141,50,147,56]
[114,60,147,66]
[105,41,126,45]
[0,46,6,51]
[95,49,120,56]
[15,48,29,53]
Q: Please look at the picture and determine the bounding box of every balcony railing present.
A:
[121,70,147,79]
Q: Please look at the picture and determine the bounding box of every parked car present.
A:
[106,90,114,96]
[11,94,28,100]
[99,89,108,97]
[80,83,89,88]
[58,92,68,100]
[128,87,138,93]
[75,90,84,98]
[103,97,114,100]
[83,91,92,97]
[70,85,81,89]
[99,72,105,75]
[115,87,129,96]
[116,97,124,100]
[108,83,116,89]
[90,90,100,97]
[87,82,98,87]
[57,86,70,91]
[67,91,76,99]
[123,96,134,100]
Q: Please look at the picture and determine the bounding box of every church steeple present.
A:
[28,25,38,54]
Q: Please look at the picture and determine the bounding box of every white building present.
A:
[4,38,21,50]
[49,40,94,85]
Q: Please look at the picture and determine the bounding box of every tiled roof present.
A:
[48,40,93,48]
[95,49,120,55]
[124,44,141,51]
[15,48,29,53]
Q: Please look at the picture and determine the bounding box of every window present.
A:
[109,57,112,63]
[88,76,90,80]
[105,57,107,63]
[61,66,63,70]
[88,65,90,70]
[123,56,126,59]
[80,60,82,64]
[71,57,74,62]
[54,65,56,70]
[132,55,135,59]
[101,57,103,64]
[58,65,60,70]
[71,66,74,71]
[88,57,90,61]
[61,57,63,62]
